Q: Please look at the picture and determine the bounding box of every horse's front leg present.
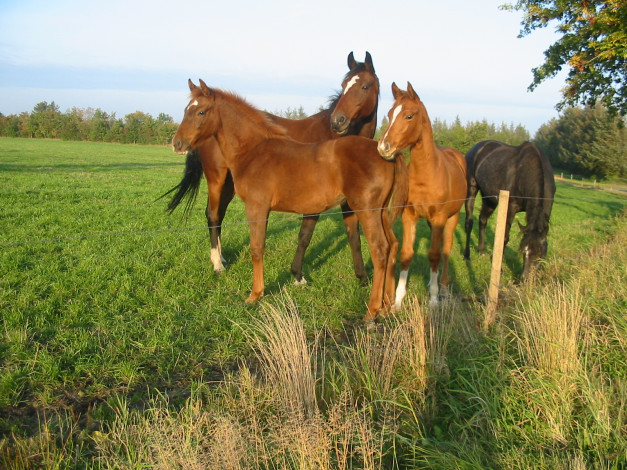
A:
[464,186,477,260]
[245,206,269,303]
[395,207,419,311]
[427,219,451,307]
[478,203,495,253]
[206,171,233,273]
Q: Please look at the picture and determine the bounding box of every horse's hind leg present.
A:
[341,202,367,284]
[290,214,320,285]
[245,205,269,303]
[381,209,398,313]
[357,212,390,322]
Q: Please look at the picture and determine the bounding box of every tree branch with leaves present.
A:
[502,0,627,115]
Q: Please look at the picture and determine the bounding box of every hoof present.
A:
[293,277,308,286]
[245,293,262,304]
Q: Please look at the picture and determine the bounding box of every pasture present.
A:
[1,137,626,468]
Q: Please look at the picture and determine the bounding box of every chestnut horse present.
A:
[378,82,467,308]
[163,52,379,286]
[172,80,407,321]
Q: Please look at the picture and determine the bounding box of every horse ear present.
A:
[188,79,197,92]
[364,51,375,72]
[391,82,401,99]
[198,79,213,98]
[347,51,357,70]
[407,82,420,100]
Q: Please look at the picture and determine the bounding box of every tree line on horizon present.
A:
[0,101,178,146]
[1,100,624,180]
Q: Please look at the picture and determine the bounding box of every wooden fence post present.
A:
[485,189,510,329]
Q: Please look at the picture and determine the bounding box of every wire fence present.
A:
[0,191,623,248]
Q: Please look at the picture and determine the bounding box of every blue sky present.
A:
[0,0,567,135]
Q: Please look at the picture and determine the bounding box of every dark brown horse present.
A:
[163,52,379,286]
[172,80,406,321]
[378,82,467,308]
[463,140,556,280]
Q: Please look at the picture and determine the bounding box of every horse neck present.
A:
[213,96,278,161]
[283,110,335,142]
[408,114,439,173]
[351,108,378,138]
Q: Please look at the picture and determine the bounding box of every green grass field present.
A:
[1,137,626,468]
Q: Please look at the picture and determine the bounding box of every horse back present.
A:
[468,140,555,213]
[266,110,335,143]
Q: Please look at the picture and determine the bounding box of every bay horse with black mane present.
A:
[172,79,407,321]
[463,140,556,280]
[378,82,467,308]
[163,52,379,286]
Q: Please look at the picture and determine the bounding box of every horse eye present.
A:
[362,85,369,90]
[406,114,413,120]
[198,111,205,116]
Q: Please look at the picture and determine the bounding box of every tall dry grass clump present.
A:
[515,280,585,378]
[247,292,318,420]
[499,214,627,465]
[93,392,214,470]
[509,280,586,446]
[398,296,458,401]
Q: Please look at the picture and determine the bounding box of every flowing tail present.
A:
[390,154,409,222]
[157,149,204,215]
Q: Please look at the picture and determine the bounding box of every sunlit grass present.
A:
[1,137,626,468]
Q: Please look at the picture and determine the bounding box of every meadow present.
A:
[0,137,625,468]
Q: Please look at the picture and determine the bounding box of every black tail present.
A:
[157,149,204,215]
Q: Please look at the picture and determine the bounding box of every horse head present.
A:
[330,51,379,136]
[519,213,550,281]
[172,79,219,154]
[378,81,427,160]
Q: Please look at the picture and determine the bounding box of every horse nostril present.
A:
[332,115,346,128]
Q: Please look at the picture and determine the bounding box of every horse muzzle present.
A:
[377,140,396,161]
[331,114,349,135]
[172,136,191,155]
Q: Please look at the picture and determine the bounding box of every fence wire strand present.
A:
[0,191,619,248]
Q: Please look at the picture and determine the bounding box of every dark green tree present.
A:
[502,0,627,115]
[534,103,626,178]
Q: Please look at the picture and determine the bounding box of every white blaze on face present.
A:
[381,104,402,143]
[185,100,199,113]
[343,75,360,95]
